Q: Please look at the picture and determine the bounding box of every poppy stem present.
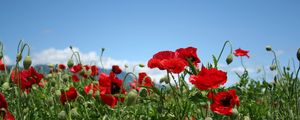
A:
[216,40,233,64]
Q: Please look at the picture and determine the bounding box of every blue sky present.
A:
[0,1,300,85]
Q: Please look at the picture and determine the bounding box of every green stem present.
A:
[217,40,233,63]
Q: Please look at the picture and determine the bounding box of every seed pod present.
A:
[23,56,32,69]
[297,48,300,61]
[67,59,74,68]
[226,54,233,65]
[266,45,272,51]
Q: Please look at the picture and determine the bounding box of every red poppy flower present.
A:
[11,67,44,91]
[234,48,249,58]
[70,64,82,73]
[175,47,200,64]
[0,60,5,71]
[0,93,15,120]
[91,65,99,76]
[189,66,227,90]
[84,83,100,97]
[58,64,66,70]
[112,65,122,74]
[160,58,186,74]
[3,111,15,120]
[60,86,78,104]
[210,89,240,116]
[98,72,126,108]
[138,72,153,87]
[148,51,175,70]
[72,75,80,82]
[0,93,8,110]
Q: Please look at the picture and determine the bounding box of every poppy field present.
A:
[0,40,300,120]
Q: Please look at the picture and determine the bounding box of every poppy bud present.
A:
[205,117,213,120]
[226,54,233,65]
[0,53,3,60]
[270,64,276,71]
[126,90,138,106]
[159,76,169,84]
[244,116,250,120]
[124,64,129,68]
[139,64,145,68]
[232,108,239,116]
[139,88,148,97]
[23,107,29,113]
[67,59,74,68]
[297,48,300,61]
[70,107,80,118]
[48,64,54,68]
[266,45,272,51]
[16,53,22,62]
[55,90,61,96]
[46,97,54,105]
[2,82,10,91]
[58,110,67,120]
[23,56,32,69]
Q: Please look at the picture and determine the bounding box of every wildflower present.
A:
[234,48,249,58]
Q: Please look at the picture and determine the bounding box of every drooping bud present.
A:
[297,48,300,61]
[16,53,22,62]
[139,87,148,97]
[58,110,67,120]
[124,64,129,68]
[23,56,32,69]
[126,90,138,106]
[67,59,74,68]
[226,54,233,65]
[269,64,276,71]
[266,45,272,51]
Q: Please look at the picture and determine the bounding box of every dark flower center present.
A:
[220,96,232,107]
[111,82,120,94]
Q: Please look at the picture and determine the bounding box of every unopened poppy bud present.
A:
[70,107,80,118]
[23,56,32,69]
[244,116,250,120]
[126,90,138,106]
[16,53,22,62]
[124,64,129,68]
[139,88,148,97]
[48,64,54,68]
[232,108,239,116]
[266,45,272,51]
[139,64,145,68]
[58,110,67,120]
[2,82,10,91]
[270,64,276,71]
[160,76,169,84]
[55,90,61,96]
[297,48,300,61]
[205,117,213,120]
[226,54,233,65]
[67,59,74,68]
